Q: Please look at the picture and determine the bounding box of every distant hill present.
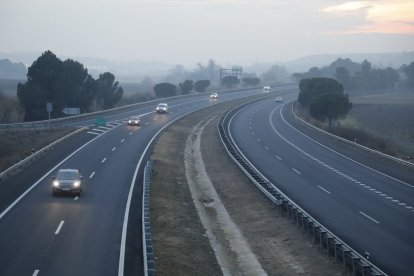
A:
[0,59,27,79]
[284,51,414,73]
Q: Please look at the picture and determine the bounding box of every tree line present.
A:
[17,51,123,121]
[293,58,414,92]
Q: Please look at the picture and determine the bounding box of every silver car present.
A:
[156,103,168,114]
[52,169,83,196]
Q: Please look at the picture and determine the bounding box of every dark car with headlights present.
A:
[52,169,83,196]
[128,115,141,126]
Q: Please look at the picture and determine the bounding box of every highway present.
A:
[0,87,294,276]
[228,94,414,275]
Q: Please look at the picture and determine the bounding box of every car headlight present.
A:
[73,181,80,187]
[53,181,60,187]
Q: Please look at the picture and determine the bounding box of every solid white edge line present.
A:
[32,270,40,276]
[55,220,64,235]
[359,211,380,224]
[118,110,199,276]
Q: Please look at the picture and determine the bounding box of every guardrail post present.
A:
[352,255,360,276]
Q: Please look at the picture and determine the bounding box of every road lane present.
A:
[229,96,414,275]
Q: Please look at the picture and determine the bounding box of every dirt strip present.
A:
[149,97,349,275]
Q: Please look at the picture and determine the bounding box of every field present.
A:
[344,92,414,159]
[0,128,75,172]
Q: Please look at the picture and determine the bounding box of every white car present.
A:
[210,92,218,99]
[156,103,168,114]
[275,96,283,102]
[263,86,270,92]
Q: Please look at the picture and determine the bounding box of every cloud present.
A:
[322,0,414,34]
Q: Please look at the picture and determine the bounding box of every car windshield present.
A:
[158,104,167,108]
[130,116,139,120]
[57,170,78,180]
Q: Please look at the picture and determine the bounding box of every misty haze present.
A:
[0,1,413,276]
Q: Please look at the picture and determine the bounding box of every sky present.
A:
[1,0,414,67]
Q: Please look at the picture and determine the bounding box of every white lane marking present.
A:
[101,157,107,163]
[317,185,331,194]
[129,132,133,136]
[74,196,79,201]
[252,132,255,136]
[406,206,413,209]
[275,155,282,160]
[264,146,270,150]
[280,103,414,189]
[91,128,106,133]
[145,122,149,125]
[87,131,101,135]
[121,139,125,143]
[98,126,111,130]
[55,221,64,235]
[257,138,261,142]
[359,211,380,224]
[89,172,95,179]
[292,168,301,175]
[32,270,40,276]
[112,147,116,152]
[398,203,407,206]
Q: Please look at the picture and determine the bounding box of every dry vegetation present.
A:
[0,128,75,172]
[295,91,414,160]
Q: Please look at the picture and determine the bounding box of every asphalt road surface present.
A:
[228,95,414,275]
[0,87,295,276]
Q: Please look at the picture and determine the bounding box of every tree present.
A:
[153,82,176,98]
[17,51,64,121]
[298,77,343,107]
[221,75,239,88]
[96,72,123,109]
[335,67,352,90]
[193,80,211,93]
[179,80,193,95]
[242,77,261,87]
[309,93,352,127]
[403,61,414,88]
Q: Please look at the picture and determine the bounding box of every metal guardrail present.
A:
[217,103,386,276]
[142,161,155,276]
[0,127,87,182]
[290,103,414,168]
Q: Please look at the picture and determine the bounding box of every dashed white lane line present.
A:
[318,185,331,194]
[121,139,125,143]
[32,270,39,276]
[275,155,282,161]
[112,147,116,152]
[129,132,133,136]
[89,172,95,179]
[101,157,107,163]
[359,211,380,224]
[55,221,64,235]
[292,168,301,175]
[252,132,255,136]
[145,122,149,125]
[257,138,261,142]
[264,146,269,150]
[74,196,79,201]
